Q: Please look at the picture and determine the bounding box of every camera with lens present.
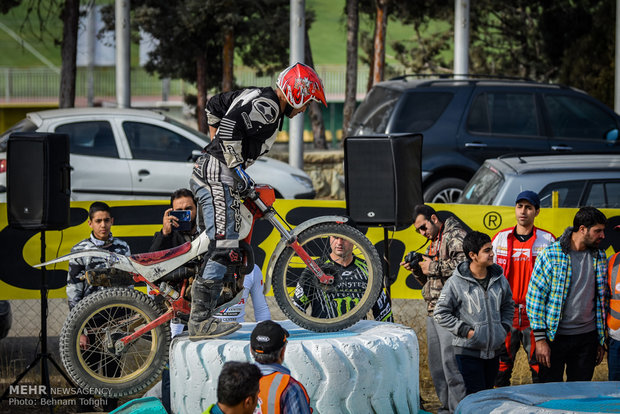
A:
[403,251,424,273]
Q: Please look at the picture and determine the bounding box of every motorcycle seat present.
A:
[129,242,192,266]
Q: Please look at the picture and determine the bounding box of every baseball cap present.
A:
[515,190,540,209]
[250,321,289,354]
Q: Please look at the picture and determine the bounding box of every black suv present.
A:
[347,77,620,202]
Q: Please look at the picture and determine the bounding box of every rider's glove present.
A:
[233,165,255,195]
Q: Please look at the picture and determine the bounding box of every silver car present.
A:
[457,154,620,208]
[0,108,315,201]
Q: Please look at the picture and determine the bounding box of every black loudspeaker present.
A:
[345,134,423,228]
[7,132,70,230]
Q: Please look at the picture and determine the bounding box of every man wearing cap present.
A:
[607,224,620,381]
[526,206,609,382]
[250,321,312,414]
[491,191,555,387]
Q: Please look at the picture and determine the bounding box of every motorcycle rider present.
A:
[189,62,327,339]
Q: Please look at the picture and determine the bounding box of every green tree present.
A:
[390,0,452,74]
[469,0,614,106]
[0,0,80,108]
[103,0,289,132]
[342,0,359,136]
[385,0,614,106]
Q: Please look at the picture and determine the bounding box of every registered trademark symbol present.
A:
[483,211,502,230]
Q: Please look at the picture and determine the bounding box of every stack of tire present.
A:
[169,320,420,414]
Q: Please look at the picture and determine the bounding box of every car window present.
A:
[584,181,620,208]
[457,165,504,204]
[539,180,586,208]
[56,121,119,158]
[123,121,202,162]
[543,94,616,139]
[467,92,538,136]
[348,86,401,135]
[391,92,454,132]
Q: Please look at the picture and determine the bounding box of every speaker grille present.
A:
[7,132,70,230]
[345,134,423,227]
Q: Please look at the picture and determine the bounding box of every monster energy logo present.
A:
[332,296,360,316]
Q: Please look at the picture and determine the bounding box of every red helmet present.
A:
[276,62,327,109]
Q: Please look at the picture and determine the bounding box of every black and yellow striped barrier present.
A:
[0,200,618,300]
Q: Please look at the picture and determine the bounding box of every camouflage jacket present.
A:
[413,216,468,315]
[66,233,131,310]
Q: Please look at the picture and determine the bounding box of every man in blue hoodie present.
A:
[434,231,514,396]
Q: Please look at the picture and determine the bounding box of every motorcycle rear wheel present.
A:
[60,288,170,398]
[272,223,383,332]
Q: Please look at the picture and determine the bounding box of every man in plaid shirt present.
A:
[526,207,609,382]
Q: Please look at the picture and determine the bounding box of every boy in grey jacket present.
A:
[434,231,514,396]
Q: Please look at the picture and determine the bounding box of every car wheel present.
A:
[423,178,468,203]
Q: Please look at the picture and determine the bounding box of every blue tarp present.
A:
[110,396,168,414]
[456,381,620,413]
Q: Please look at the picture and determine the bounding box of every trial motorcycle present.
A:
[38,179,383,397]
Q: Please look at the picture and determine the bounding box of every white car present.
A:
[0,108,315,201]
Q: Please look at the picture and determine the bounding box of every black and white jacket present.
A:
[66,233,131,310]
[205,87,283,169]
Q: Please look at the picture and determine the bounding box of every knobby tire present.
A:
[272,223,383,332]
[59,288,170,398]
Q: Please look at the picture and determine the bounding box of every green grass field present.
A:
[0,0,423,69]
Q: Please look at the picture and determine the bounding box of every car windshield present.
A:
[348,86,401,135]
[458,165,504,204]
[0,118,37,152]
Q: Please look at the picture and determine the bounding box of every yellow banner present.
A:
[0,201,618,300]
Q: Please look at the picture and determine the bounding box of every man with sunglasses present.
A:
[401,204,467,414]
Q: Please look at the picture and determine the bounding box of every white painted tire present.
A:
[169,320,420,414]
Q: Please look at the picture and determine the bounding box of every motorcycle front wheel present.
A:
[272,222,383,332]
[60,288,170,398]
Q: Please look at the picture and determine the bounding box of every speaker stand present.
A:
[383,227,392,303]
[0,231,75,412]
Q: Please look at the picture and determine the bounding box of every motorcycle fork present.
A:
[253,197,334,285]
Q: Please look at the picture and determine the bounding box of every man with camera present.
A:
[400,204,467,414]
[146,188,271,412]
[150,188,198,251]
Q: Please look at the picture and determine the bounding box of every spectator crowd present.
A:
[64,188,618,414]
[401,193,618,413]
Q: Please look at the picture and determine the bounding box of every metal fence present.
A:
[0,65,370,104]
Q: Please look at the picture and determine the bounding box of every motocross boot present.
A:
[188,277,240,340]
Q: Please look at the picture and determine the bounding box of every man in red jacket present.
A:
[492,190,555,386]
